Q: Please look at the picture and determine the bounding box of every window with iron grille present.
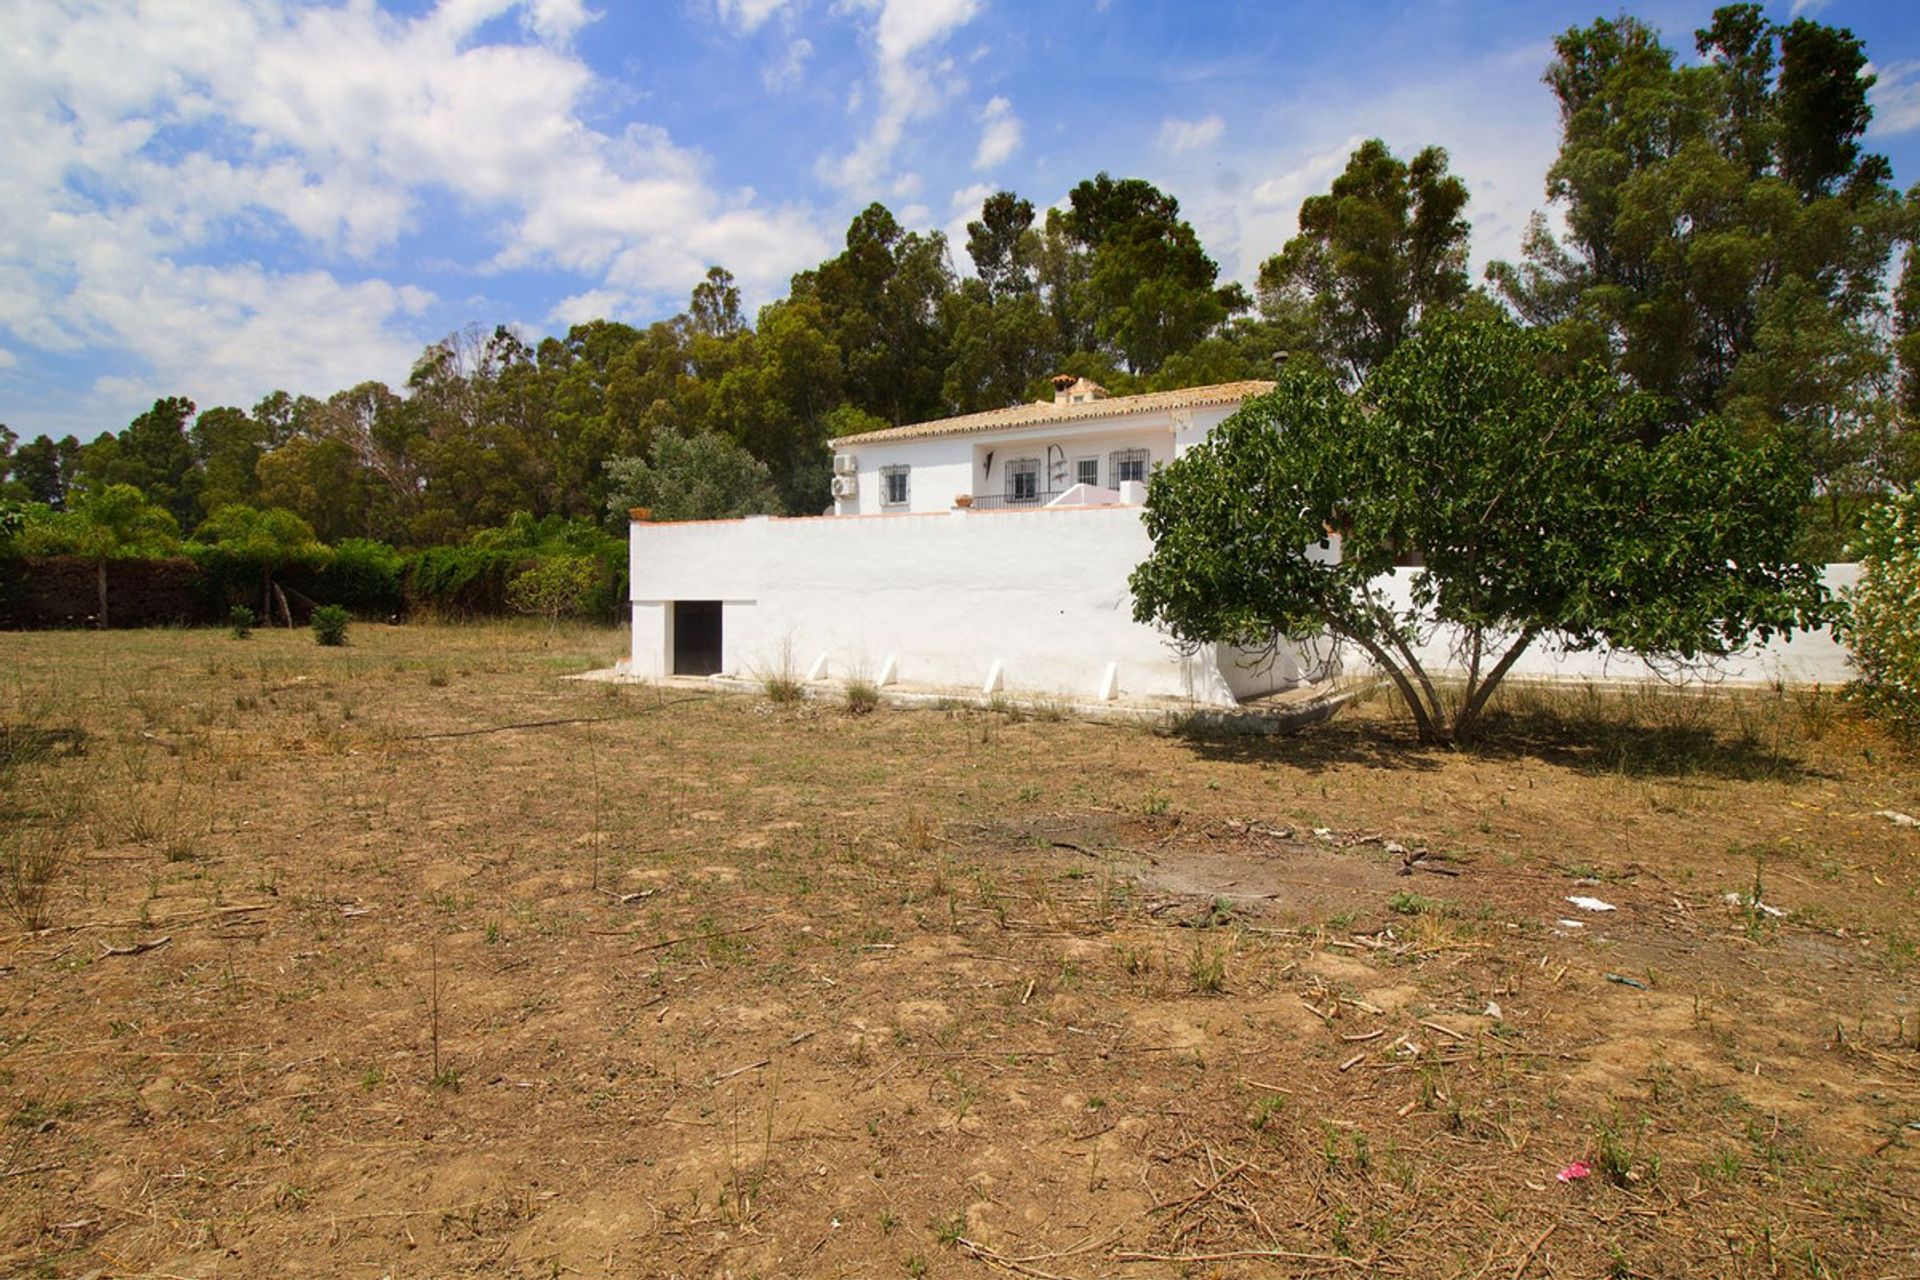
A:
[1007,458,1039,502]
[1110,448,1149,484]
[881,465,910,506]
[1075,457,1099,488]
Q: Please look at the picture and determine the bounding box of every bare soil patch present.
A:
[0,624,1916,1278]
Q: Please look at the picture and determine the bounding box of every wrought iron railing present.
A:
[964,487,1137,511]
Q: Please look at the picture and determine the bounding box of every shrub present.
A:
[228,604,255,638]
[320,538,404,616]
[506,554,603,622]
[1840,488,1920,734]
[311,604,351,646]
[844,677,880,716]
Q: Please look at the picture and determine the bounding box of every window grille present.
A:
[1076,458,1099,488]
[1007,458,1040,503]
[881,465,910,506]
[1110,448,1149,484]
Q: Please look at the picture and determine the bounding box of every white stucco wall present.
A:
[629,505,1299,705]
[630,506,1858,704]
[1379,564,1859,687]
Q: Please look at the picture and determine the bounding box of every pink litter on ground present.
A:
[1557,1160,1592,1182]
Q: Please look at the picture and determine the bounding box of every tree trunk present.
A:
[1345,628,1443,745]
[1451,628,1540,742]
[95,559,108,630]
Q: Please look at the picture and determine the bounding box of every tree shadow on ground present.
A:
[1170,690,1837,784]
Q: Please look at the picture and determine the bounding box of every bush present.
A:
[1841,488,1920,734]
[228,604,255,638]
[404,514,625,621]
[844,677,880,716]
[311,604,351,647]
[319,538,404,616]
[506,554,604,622]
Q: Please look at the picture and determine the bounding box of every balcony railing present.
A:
[964,485,1139,511]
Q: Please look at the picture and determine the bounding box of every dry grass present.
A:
[0,621,1916,1278]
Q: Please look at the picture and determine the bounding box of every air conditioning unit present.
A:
[833,453,858,475]
[831,475,858,499]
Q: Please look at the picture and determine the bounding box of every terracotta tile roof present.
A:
[830,380,1277,447]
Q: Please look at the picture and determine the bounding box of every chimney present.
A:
[1051,375,1110,405]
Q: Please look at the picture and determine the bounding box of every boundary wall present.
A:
[630,511,1858,703]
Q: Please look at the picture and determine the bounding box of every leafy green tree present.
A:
[15,484,182,627]
[1840,487,1920,733]
[793,204,955,426]
[256,435,376,546]
[80,397,202,526]
[1129,313,1825,744]
[1063,173,1245,375]
[603,428,781,523]
[941,282,1057,413]
[1487,6,1909,441]
[1258,139,1472,385]
[506,555,604,623]
[189,405,265,516]
[967,192,1041,300]
[6,434,83,509]
[189,504,331,626]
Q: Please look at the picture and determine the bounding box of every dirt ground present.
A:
[1,622,1917,1279]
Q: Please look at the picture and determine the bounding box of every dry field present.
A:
[1,623,1918,1279]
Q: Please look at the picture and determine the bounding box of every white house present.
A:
[826,375,1269,516]
[626,376,1307,706]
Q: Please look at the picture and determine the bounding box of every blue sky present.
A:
[4,0,1919,441]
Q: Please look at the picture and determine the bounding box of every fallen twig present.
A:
[710,1059,770,1084]
[1509,1223,1555,1278]
[959,1237,1084,1280]
[1115,1247,1365,1269]
[630,923,764,954]
[100,935,170,958]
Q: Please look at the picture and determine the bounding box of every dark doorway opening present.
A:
[672,601,723,676]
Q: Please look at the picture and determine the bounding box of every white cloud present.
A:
[1250,135,1364,210]
[524,0,596,43]
[548,288,630,327]
[1869,60,1920,137]
[764,37,814,90]
[0,0,831,426]
[1790,0,1835,15]
[944,181,996,268]
[823,0,982,193]
[973,95,1021,170]
[715,0,793,33]
[1159,115,1225,154]
[1164,42,1561,288]
[0,347,16,369]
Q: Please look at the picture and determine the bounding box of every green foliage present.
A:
[78,397,201,525]
[1063,173,1243,375]
[405,513,624,621]
[1487,3,1912,514]
[1130,312,1826,744]
[1840,488,1920,733]
[188,504,330,617]
[603,428,781,524]
[317,538,404,616]
[228,604,255,638]
[1259,138,1472,384]
[506,554,603,622]
[190,504,326,567]
[310,604,350,646]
